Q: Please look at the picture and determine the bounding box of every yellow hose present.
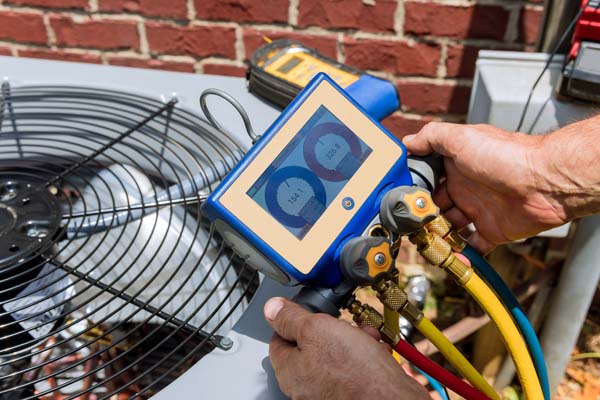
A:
[415,317,501,400]
[464,273,544,400]
[383,307,404,364]
[384,306,401,336]
[384,300,499,399]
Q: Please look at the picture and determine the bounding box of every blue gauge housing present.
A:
[202,73,412,287]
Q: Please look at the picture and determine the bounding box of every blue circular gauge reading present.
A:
[303,122,363,182]
[265,166,327,229]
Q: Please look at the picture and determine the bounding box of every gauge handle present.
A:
[292,280,356,317]
[346,75,400,121]
[339,236,394,286]
[407,153,444,192]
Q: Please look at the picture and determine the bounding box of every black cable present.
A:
[199,88,260,143]
[442,383,451,400]
[515,0,592,132]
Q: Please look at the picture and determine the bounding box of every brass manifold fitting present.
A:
[347,300,399,346]
[425,214,467,252]
[409,227,472,285]
[371,279,423,325]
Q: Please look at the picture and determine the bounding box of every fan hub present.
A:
[0,178,62,269]
[0,203,18,235]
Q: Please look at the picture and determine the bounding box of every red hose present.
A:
[394,339,490,400]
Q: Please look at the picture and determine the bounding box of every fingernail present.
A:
[264,298,284,321]
[455,252,471,267]
[402,134,416,144]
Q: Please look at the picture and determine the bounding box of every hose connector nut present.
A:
[347,300,398,345]
[380,186,440,235]
[410,228,473,284]
[413,230,453,266]
[348,300,384,330]
[441,255,473,285]
[373,280,409,313]
[425,214,452,238]
[425,215,467,252]
[445,230,468,252]
[401,302,424,325]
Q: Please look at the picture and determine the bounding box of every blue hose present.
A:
[415,367,449,400]
[462,244,550,400]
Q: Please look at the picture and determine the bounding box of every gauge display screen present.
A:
[277,56,303,73]
[247,105,372,239]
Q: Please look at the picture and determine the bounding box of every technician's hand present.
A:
[264,297,429,400]
[403,122,569,253]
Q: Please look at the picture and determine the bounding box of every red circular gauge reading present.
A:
[302,122,362,182]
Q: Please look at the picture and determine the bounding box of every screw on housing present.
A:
[374,252,386,265]
[212,335,233,351]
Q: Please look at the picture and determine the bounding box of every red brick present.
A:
[146,22,236,59]
[298,0,396,33]
[5,0,87,9]
[98,0,188,19]
[344,38,440,77]
[404,2,509,40]
[196,0,289,23]
[446,44,481,78]
[382,113,433,137]
[519,7,543,45]
[18,48,102,63]
[243,28,338,60]
[396,82,471,114]
[0,11,47,45]
[50,16,139,50]
[0,47,12,56]
[203,63,247,77]
[108,56,195,72]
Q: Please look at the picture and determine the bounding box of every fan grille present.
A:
[0,82,258,399]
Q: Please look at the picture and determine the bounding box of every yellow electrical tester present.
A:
[248,40,363,108]
[263,48,359,88]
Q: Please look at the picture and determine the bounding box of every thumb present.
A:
[402,122,464,157]
[467,231,496,256]
[455,252,471,266]
[264,297,312,342]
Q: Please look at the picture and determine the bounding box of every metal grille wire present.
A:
[0,82,259,399]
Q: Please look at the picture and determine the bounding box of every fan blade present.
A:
[62,152,243,239]
[45,99,178,187]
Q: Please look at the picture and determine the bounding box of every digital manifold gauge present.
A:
[203,74,412,286]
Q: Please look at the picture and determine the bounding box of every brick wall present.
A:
[0,0,544,134]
